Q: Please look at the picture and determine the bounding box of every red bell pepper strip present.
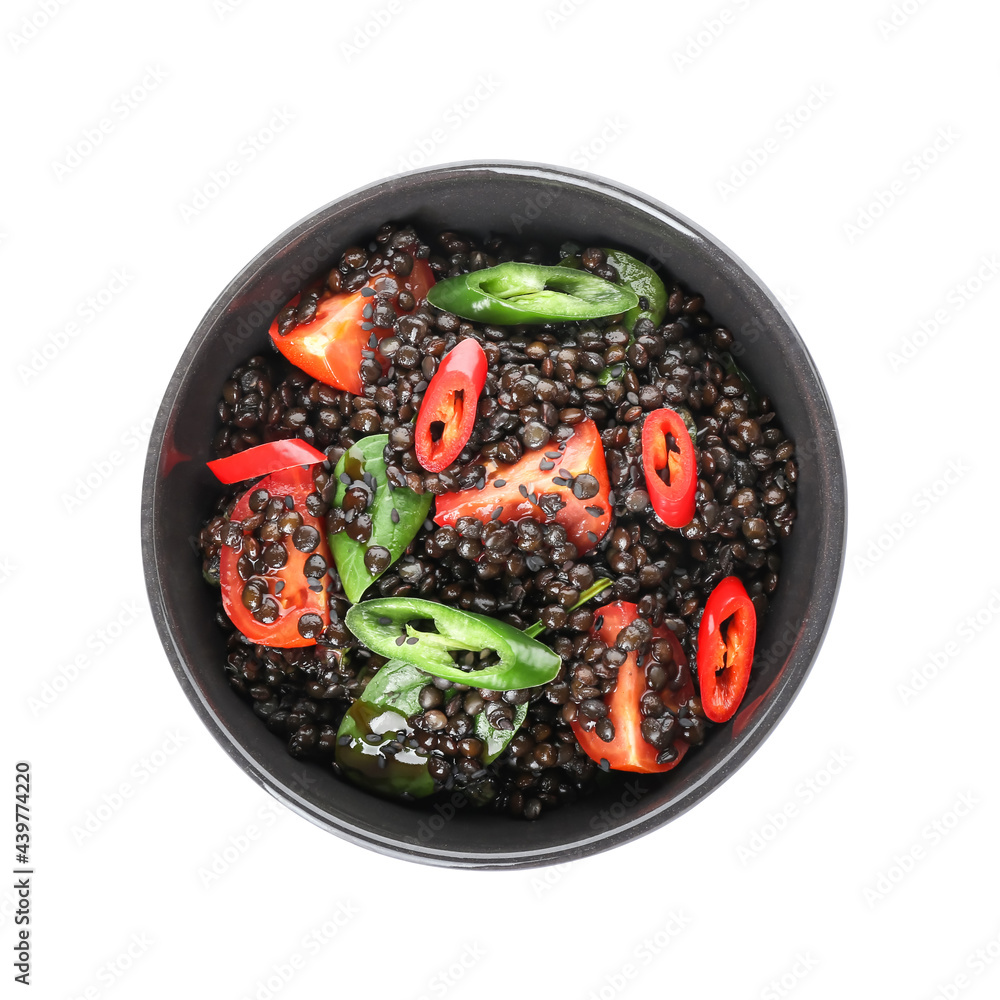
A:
[207,439,328,485]
[571,601,694,773]
[219,465,330,648]
[433,419,611,553]
[414,338,488,473]
[696,576,757,722]
[268,257,435,396]
[641,407,697,528]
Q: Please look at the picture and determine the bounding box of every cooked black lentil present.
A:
[198,222,797,820]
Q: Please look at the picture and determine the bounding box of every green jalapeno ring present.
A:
[427,262,638,325]
[345,597,561,691]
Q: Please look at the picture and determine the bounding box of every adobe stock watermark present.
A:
[213,0,252,19]
[853,458,970,575]
[877,0,935,40]
[545,0,592,29]
[863,790,978,908]
[340,0,411,62]
[886,254,999,372]
[589,778,650,833]
[586,912,692,1000]
[395,75,500,173]
[716,85,834,202]
[8,0,73,53]
[197,799,287,888]
[61,414,154,513]
[413,944,487,1000]
[527,860,574,898]
[569,116,628,172]
[759,953,819,1000]
[843,126,958,244]
[178,107,295,223]
[928,924,1000,1000]
[51,66,168,180]
[897,587,1000,706]
[737,750,853,863]
[196,765,322,889]
[28,600,145,717]
[672,0,757,72]
[17,267,134,384]
[510,117,626,234]
[71,730,189,845]
[237,903,358,1000]
[218,229,345,355]
[69,932,153,1000]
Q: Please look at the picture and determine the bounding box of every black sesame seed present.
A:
[491,507,503,521]
[391,509,400,523]
[395,635,406,646]
[518,484,529,498]
[539,460,554,471]
[494,479,507,487]
[406,636,420,645]
[378,616,392,625]
[340,473,352,485]
[361,287,375,297]
[361,322,373,331]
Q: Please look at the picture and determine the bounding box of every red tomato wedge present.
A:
[268,258,435,395]
[415,338,488,473]
[433,419,611,553]
[696,575,756,722]
[207,439,327,484]
[220,466,330,648]
[571,602,695,773]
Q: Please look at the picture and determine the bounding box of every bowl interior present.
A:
[143,162,845,868]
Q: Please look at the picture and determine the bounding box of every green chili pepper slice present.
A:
[328,435,432,603]
[345,597,561,690]
[426,262,638,325]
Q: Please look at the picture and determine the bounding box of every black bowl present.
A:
[142,160,846,869]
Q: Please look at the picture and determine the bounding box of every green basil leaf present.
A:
[335,659,437,800]
[357,658,429,716]
[328,435,432,604]
[474,702,528,763]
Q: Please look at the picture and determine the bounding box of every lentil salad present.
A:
[197,222,798,821]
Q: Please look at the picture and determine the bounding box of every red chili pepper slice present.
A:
[268,258,435,396]
[207,439,328,485]
[570,601,695,773]
[219,466,330,648]
[696,576,757,722]
[414,338,487,473]
[433,419,611,553]
[641,407,697,528]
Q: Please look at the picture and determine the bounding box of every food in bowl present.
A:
[196,221,798,821]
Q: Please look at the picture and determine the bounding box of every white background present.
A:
[5,0,999,997]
